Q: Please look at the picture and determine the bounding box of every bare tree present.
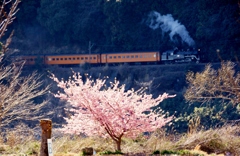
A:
[0,64,50,128]
[0,0,50,129]
[184,61,240,106]
[0,0,20,54]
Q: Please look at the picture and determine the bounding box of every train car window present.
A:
[114,56,116,59]
[144,55,147,58]
[30,58,33,61]
[90,57,92,60]
[140,55,142,58]
[122,56,125,58]
[69,58,71,60]
[81,57,84,60]
[118,56,121,58]
[85,57,88,60]
[73,58,75,60]
[93,57,96,59]
[109,56,112,59]
[126,56,130,58]
[135,55,138,58]
[56,58,59,60]
[131,55,134,58]
[60,58,63,60]
[48,58,52,61]
[52,58,55,61]
[65,58,67,60]
[154,54,156,57]
[77,57,80,60]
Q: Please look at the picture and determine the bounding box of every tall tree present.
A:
[51,72,174,151]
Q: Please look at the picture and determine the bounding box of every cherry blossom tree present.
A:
[51,72,175,151]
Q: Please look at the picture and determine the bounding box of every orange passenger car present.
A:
[45,54,101,65]
[17,55,42,65]
[101,51,160,64]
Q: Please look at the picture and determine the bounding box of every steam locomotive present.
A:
[161,48,200,64]
[16,48,200,66]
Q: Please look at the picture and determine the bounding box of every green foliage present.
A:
[160,149,180,154]
[173,101,240,132]
[153,149,203,156]
[161,95,240,133]
[99,150,124,155]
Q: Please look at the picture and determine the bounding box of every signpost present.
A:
[47,139,53,156]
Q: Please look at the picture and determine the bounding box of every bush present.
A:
[100,150,124,155]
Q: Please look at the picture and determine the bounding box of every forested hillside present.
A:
[7,0,240,62]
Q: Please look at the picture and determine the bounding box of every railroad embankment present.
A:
[48,63,208,96]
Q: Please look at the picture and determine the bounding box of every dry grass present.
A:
[0,125,239,155]
[176,125,240,155]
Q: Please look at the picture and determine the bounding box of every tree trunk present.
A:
[40,119,52,156]
[115,138,121,152]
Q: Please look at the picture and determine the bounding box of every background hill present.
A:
[6,0,240,63]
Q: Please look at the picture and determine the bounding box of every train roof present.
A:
[13,50,161,57]
[99,50,159,54]
[163,49,198,54]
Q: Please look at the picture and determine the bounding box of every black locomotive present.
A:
[161,48,200,64]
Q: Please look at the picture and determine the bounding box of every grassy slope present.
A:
[2,63,238,155]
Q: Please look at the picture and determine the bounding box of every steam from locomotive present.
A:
[147,11,195,47]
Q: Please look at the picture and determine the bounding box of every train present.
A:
[14,48,200,66]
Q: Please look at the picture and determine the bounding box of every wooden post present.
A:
[40,119,52,156]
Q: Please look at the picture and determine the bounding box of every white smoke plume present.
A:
[147,11,195,47]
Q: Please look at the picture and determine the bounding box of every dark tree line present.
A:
[7,0,240,62]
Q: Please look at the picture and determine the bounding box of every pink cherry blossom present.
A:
[51,72,175,151]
